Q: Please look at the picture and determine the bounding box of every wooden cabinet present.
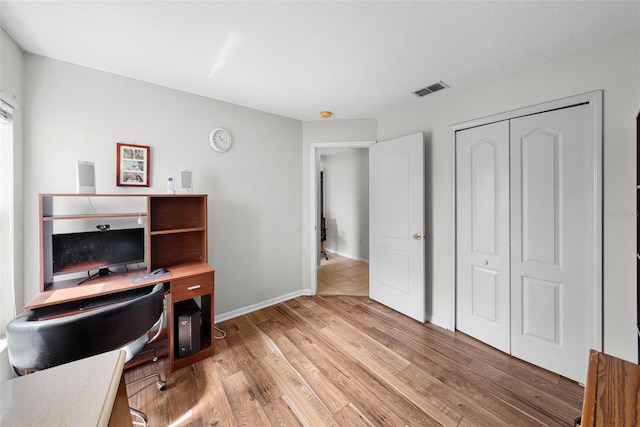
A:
[35,193,214,373]
[168,271,214,372]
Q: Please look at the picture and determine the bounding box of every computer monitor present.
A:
[52,227,145,279]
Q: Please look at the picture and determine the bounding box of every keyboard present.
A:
[79,286,152,311]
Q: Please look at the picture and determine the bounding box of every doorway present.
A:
[310,134,426,323]
[309,141,374,296]
[316,146,369,296]
[317,252,369,296]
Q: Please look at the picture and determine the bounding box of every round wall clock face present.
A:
[209,128,232,153]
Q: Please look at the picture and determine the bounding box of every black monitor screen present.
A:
[52,227,145,275]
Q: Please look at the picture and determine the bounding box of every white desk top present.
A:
[0,349,126,426]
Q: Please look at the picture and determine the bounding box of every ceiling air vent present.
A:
[414,81,449,97]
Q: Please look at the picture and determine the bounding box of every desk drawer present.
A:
[171,273,213,301]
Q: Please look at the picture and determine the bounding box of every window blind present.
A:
[0,99,14,121]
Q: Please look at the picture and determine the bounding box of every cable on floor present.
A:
[214,325,226,339]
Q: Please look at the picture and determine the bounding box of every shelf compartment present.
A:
[149,196,206,232]
[149,231,206,270]
[170,292,214,372]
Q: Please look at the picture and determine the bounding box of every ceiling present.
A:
[1,1,639,121]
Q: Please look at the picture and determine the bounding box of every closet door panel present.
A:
[520,129,560,265]
[510,104,592,383]
[456,120,511,353]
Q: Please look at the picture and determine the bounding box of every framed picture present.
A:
[116,143,150,187]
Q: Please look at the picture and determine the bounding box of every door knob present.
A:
[483,259,488,265]
[413,233,422,240]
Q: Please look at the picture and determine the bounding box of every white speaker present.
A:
[166,176,175,194]
[76,160,95,194]
[180,169,193,193]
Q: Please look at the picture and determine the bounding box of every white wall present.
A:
[21,54,303,320]
[319,147,369,261]
[377,29,640,362]
[0,27,24,381]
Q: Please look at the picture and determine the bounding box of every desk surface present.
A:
[25,262,214,310]
[0,350,126,426]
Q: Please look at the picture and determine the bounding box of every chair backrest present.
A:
[7,282,164,374]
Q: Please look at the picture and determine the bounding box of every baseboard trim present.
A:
[425,313,450,330]
[214,289,312,324]
[323,250,369,264]
[214,291,453,335]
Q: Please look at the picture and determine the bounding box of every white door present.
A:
[455,120,511,353]
[510,104,594,383]
[454,100,599,384]
[369,133,425,322]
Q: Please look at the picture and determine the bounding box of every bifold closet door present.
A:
[456,102,596,383]
[510,104,593,383]
[455,120,511,353]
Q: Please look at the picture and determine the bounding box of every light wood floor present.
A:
[318,252,369,296]
[125,295,584,426]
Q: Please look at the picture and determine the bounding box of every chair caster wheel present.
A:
[157,380,167,391]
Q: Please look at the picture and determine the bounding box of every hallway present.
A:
[317,252,368,296]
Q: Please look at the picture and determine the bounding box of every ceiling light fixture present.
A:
[320,111,332,119]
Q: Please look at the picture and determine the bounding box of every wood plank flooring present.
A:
[125,295,584,426]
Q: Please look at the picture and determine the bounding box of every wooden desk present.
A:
[24,263,215,373]
[580,349,640,426]
[0,350,131,426]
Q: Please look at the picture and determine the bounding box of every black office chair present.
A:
[320,216,329,260]
[6,282,167,426]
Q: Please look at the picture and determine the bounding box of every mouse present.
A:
[150,267,168,276]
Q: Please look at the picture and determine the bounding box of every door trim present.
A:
[309,141,376,295]
[448,90,603,351]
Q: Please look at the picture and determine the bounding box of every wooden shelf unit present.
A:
[147,195,208,271]
[39,193,209,289]
[36,193,214,373]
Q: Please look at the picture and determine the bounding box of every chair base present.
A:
[127,372,167,398]
[130,407,149,427]
[127,371,166,426]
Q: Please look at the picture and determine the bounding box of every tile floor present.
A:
[317,252,369,296]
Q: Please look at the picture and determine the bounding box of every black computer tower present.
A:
[175,298,201,358]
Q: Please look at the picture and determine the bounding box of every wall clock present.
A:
[209,128,232,153]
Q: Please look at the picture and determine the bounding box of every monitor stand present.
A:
[77,268,125,286]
